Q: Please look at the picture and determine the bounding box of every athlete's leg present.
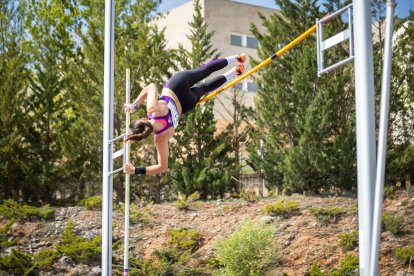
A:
[190,65,244,100]
[185,54,246,87]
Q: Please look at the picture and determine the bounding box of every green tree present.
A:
[170,0,236,199]
[76,0,173,202]
[0,0,30,200]
[373,8,414,185]
[248,0,356,193]
[19,0,83,202]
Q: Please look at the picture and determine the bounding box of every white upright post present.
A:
[102,0,115,275]
[123,69,131,276]
[370,1,395,275]
[353,0,377,275]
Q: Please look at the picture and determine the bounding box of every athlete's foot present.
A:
[236,53,246,63]
[235,64,245,76]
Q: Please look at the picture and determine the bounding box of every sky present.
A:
[158,0,413,19]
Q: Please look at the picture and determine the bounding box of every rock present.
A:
[91,266,101,274]
[58,256,71,265]
[395,271,408,276]
[260,216,274,224]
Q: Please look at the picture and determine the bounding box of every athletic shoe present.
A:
[236,53,246,63]
[235,64,245,76]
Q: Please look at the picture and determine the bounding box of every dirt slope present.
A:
[2,190,413,275]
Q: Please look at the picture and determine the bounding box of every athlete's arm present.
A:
[131,83,157,107]
[145,135,169,175]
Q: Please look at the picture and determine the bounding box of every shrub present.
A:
[309,261,326,276]
[337,231,358,251]
[395,245,414,264]
[310,207,344,225]
[118,203,151,224]
[176,192,200,210]
[263,200,300,217]
[0,249,33,275]
[215,220,281,276]
[309,254,358,276]
[333,254,359,275]
[115,256,170,276]
[169,227,201,252]
[153,247,182,264]
[239,190,259,203]
[0,200,54,220]
[383,186,397,199]
[33,249,58,270]
[80,196,102,210]
[55,220,101,262]
[0,219,18,248]
[382,213,404,235]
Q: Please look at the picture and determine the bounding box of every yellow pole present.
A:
[197,24,317,105]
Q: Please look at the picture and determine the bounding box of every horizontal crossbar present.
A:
[320,29,350,51]
[108,167,124,176]
[318,4,353,24]
[318,56,354,76]
[108,133,125,144]
[112,148,125,160]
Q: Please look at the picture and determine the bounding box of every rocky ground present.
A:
[1,189,413,275]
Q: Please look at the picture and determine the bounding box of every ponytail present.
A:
[124,119,153,143]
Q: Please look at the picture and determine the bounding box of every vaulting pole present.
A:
[123,69,131,276]
[370,1,395,275]
[197,24,317,105]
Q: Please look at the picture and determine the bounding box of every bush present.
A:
[33,249,58,270]
[239,190,259,203]
[55,220,101,262]
[310,207,344,225]
[309,254,358,276]
[0,249,33,275]
[0,219,18,248]
[395,245,414,264]
[153,247,182,264]
[382,213,404,235]
[337,231,358,251]
[383,186,397,199]
[0,200,54,220]
[118,203,151,224]
[80,196,102,210]
[263,200,300,217]
[215,220,280,276]
[176,192,200,210]
[169,227,201,252]
[114,256,170,276]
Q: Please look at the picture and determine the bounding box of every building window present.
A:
[234,82,243,90]
[230,34,259,49]
[247,81,257,92]
[231,34,242,47]
[246,36,259,49]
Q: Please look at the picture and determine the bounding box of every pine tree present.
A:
[16,0,84,202]
[373,4,414,185]
[75,0,173,202]
[0,0,30,200]
[248,0,356,192]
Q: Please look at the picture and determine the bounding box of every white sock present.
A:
[223,67,237,81]
[225,55,237,65]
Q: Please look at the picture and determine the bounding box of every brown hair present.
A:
[124,119,153,143]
